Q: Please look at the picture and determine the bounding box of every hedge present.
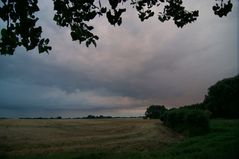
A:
[162,108,210,136]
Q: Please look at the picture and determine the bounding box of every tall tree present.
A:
[203,75,239,118]
[145,105,167,119]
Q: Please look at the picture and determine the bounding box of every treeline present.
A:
[19,116,63,119]
[82,115,113,119]
[18,115,113,119]
[145,75,239,136]
[17,115,143,120]
[82,115,143,119]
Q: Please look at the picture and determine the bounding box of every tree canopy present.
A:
[203,75,239,118]
[145,105,167,119]
[0,0,233,55]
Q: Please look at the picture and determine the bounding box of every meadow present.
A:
[0,118,238,159]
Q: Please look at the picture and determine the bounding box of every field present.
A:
[0,118,238,159]
[0,119,181,157]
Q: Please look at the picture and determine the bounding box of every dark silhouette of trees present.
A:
[203,75,239,118]
[144,75,238,136]
[177,103,206,110]
[145,105,167,119]
[0,0,233,55]
[144,104,210,136]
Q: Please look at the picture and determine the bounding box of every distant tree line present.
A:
[19,116,62,119]
[145,75,239,136]
[17,115,140,120]
[4,115,145,120]
[18,115,112,119]
[82,115,113,119]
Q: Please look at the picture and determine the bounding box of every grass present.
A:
[159,119,239,159]
[0,119,238,159]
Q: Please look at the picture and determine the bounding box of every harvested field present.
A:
[0,119,181,156]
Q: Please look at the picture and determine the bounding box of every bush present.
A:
[163,108,210,136]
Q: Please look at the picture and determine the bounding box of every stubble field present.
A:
[0,119,181,157]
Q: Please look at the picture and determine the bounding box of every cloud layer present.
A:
[0,0,238,117]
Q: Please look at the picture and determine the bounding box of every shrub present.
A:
[163,108,210,136]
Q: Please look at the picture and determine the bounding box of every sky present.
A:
[0,0,238,118]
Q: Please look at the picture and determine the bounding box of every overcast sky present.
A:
[0,0,238,117]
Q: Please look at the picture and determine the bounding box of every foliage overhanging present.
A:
[0,0,233,55]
